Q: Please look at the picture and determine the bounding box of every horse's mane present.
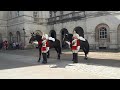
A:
[36,35,42,41]
[68,33,73,42]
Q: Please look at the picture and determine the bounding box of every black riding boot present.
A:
[73,53,78,63]
[42,53,47,64]
[72,53,75,61]
[47,51,50,58]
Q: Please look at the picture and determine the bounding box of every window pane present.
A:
[99,27,107,39]
[105,35,107,38]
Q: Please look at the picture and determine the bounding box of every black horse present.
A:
[29,33,62,62]
[63,33,89,60]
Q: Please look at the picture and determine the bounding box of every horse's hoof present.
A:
[47,56,49,58]
[84,57,88,60]
[38,60,40,62]
[57,58,60,60]
[42,61,47,64]
[73,61,78,63]
[38,59,41,62]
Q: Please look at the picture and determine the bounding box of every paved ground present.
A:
[0,49,120,79]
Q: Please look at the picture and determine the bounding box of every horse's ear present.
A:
[31,33,33,36]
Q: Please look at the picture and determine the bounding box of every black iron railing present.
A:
[47,11,86,24]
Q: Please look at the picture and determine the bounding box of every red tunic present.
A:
[71,39,80,50]
[41,40,49,51]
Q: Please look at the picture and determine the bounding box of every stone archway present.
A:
[0,33,2,43]
[60,28,69,49]
[49,30,56,38]
[16,31,21,43]
[9,32,13,43]
[117,24,120,49]
[73,26,84,37]
[34,30,42,36]
[95,23,110,49]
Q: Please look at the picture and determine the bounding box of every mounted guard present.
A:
[41,33,49,64]
[71,31,80,63]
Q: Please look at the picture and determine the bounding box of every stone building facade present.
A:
[0,11,49,48]
[0,11,120,50]
[47,11,120,50]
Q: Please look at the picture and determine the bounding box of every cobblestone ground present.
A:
[1,49,120,79]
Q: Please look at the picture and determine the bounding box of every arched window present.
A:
[16,31,21,42]
[99,27,107,39]
[9,32,13,43]
[0,33,2,42]
[53,11,57,17]
[61,28,69,49]
[49,11,52,17]
[33,11,39,22]
[16,11,19,16]
[60,11,63,15]
[95,23,110,42]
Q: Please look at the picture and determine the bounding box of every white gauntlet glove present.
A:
[46,47,49,52]
[77,46,80,52]
[65,41,71,48]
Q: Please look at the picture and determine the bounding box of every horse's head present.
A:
[62,33,73,48]
[29,32,42,44]
[63,33,73,42]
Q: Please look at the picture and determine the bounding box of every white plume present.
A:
[49,37,55,42]
[79,36,86,41]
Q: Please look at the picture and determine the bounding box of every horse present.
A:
[63,33,89,60]
[29,33,62,62]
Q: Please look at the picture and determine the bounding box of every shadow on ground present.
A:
[0,49,120,70]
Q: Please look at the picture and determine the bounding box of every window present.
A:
[16,31,21,42]
[16,11,19,16]
[53,11,57,17]
[60,11,63,15]
[9,11,12,19]
[50,11,52,17]
[99,27,107,39]
[9,32,13,43]
[33,11,39,22]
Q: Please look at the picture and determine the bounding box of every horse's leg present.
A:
[85,53,88,60]
[81,47,88,60]
[59,46,62,54]
[55,47,60,59]
[58,46,61,59]
[38,48,41,62]
[84,44,89,60]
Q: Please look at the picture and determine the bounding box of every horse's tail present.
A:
[85,39,89,54]
[80,39,89,55]
[58,39,62,54]
[55,39,62,54]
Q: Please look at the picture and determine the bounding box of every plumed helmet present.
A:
[73,33,79,39]
[42,33,48,40]
[45,34,48,39]
[34,30,42,35]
